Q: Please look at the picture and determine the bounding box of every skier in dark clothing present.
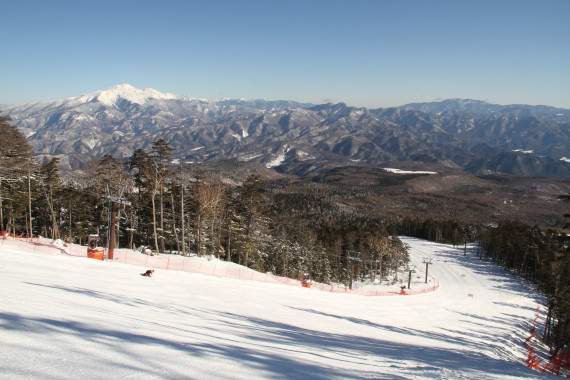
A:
[141,269,154,277]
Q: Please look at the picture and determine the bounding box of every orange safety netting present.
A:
[1,233,439,297]
[525,305,570,376]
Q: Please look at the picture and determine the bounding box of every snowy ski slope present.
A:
[0,236,552,379]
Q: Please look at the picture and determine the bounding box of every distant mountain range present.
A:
[2,84,570,177]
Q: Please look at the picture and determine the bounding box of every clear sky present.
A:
[1,0,569,109]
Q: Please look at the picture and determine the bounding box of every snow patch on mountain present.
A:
[266,145,292,168]
[239,153,263,161]
[231,128,249,141]
[384,168,437,175]
[513,149,534,154]
[296,150,312,161]
[82,135,99,150]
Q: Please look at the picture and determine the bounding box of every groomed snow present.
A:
[0,237,550,379]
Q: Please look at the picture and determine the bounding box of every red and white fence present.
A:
[1,232,439,297]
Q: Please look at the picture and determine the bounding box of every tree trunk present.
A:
[151,193,159,254]
[115,208,120,249]
[210,214,217,255]
[197,213,202,256]
[180,182,185,255]
[129,208,134,250]
[45,186,59,240]
[170,193,180,253]
[0,178,4,231]
[68,208,72,243]
[226,223,231,261]
[160,189,165,253]
[109,202,117,260]
[216,221,223,257]
[28,167,32,238]
[187,216,192,256]
[544,303,552,345]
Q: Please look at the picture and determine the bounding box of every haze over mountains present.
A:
[3,84,570,177]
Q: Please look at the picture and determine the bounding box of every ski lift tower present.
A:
[422,258,433,283]
[407,267,417,289]
[104,182,131,260]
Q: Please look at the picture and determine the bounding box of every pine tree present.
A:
[40,158,62,239]
[191,179,226,256]
[142,139,175,254]
[0,114,35,233]
[96,155,127,186]
[560,193,570,229]
[95,155,130,250]
[234,174,269,268]
[129,148,151,249]
[551,193,570,352]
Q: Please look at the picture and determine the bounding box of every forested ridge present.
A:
[1,114,569,354]
[0,114,409,288]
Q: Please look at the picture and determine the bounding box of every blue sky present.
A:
[1,0,569,108]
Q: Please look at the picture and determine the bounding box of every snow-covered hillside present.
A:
[0,237,551,379]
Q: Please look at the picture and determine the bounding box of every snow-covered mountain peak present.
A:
[77,84,179,106]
